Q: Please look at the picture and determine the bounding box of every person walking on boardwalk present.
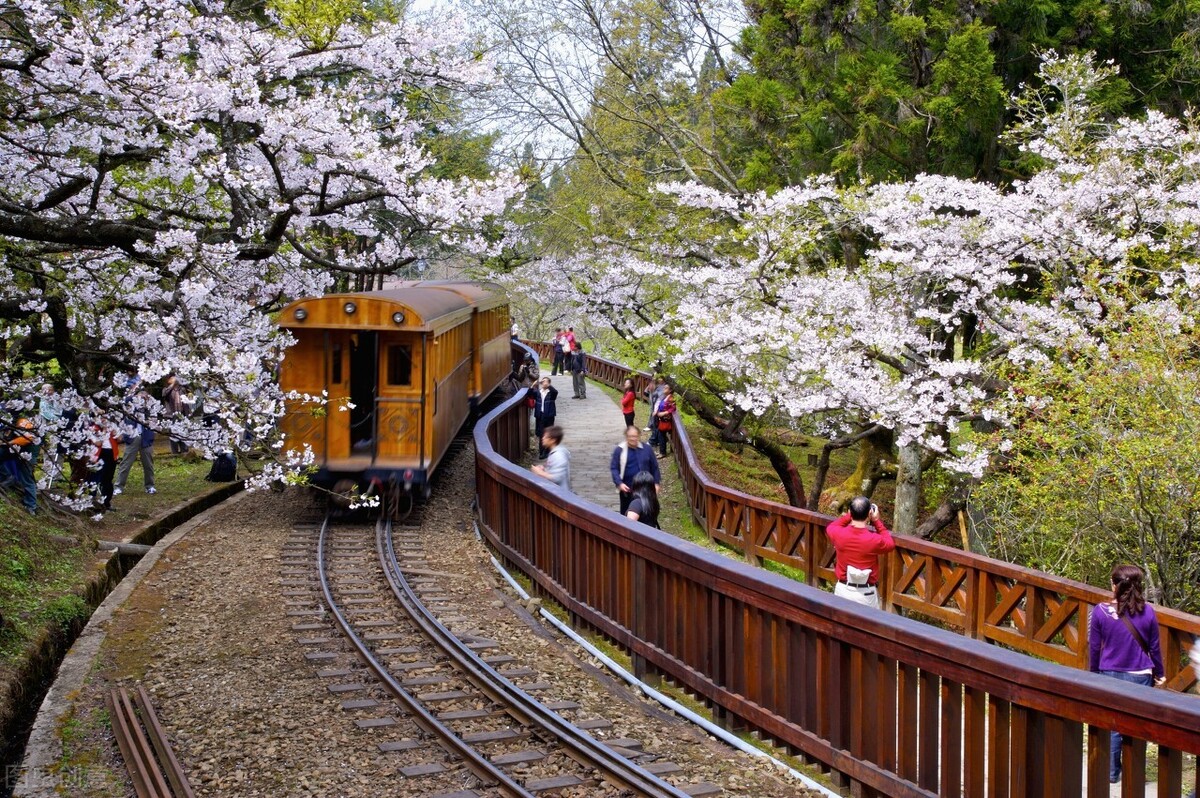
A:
[569,346,588,399]
[652,383,676,459]
[644,375,665,435]
[621,379,636,428]
[624,471,661,528]
[1089,564,1165,784]
[825,496,895,609]
[551,329,566,375]
[531,377,558,459]
[531,425,571,491]
[610,425,660,515]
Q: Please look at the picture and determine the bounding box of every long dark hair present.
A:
[1112,564,1147,617]
[630,471,659,523]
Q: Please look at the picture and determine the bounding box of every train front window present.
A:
[387,344,413,386]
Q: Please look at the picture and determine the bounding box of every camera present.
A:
[870,503,878,516]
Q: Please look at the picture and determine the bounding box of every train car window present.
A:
[331,344,343,385]
[387,344,413,386]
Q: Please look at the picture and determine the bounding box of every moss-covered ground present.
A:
[0,449,213,666]
[0,445,222,795]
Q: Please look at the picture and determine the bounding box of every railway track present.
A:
[280,498,716,797]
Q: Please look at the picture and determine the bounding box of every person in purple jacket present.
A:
[1088,564,1165,784]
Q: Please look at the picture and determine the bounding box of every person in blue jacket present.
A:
[609,425,660,514]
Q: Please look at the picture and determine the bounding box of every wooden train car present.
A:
[277,282,511,506]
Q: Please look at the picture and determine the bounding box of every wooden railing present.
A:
[524,341,1200,693]
[476,380,1200,796]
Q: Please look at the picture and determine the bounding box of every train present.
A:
[278,280,515,514]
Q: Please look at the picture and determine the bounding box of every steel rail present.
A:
[316,514,534,797]
[376,520,694,798]
[133,685,196,798]
[106,685,196,798]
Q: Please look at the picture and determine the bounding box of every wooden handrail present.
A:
[524,340,1200,691]
[476,378,1200,796]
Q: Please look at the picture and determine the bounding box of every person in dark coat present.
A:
[609,426,660,514]
[532,377,558,459]
[569,348,588,399]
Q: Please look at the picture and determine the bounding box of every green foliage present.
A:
[43,593,90,634]
[270,0,392,49]
[0,508,91,661]
[970,314,1200,612]
[727,0,1200,185]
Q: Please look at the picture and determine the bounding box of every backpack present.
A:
[205,452,237,482]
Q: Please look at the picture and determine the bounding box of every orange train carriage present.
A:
[278,281,513,510]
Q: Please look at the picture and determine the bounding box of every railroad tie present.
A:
[106,684,195,798]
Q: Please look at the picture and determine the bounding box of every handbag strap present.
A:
[1118,610,1151,655]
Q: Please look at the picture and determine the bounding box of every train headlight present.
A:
[293,308,307,321]
[392,311,406,325]
[343,301,357,315]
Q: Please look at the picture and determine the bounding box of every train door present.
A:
[375,334,423,464]
[324,331,351,461]
[348,331,378,460]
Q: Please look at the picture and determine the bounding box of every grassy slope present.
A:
[1,449,215,706]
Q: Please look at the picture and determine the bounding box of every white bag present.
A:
[846,565,872,586]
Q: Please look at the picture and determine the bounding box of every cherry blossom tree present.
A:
[0,0,519,505]
[502,53,1200,535]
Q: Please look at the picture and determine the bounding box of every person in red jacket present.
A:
[825,496,896,609]
[620,379,636,428]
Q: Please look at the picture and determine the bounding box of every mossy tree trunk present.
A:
[818,426,895,513]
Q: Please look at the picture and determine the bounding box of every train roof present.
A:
[388,280,508,310]
[280,286,491,332]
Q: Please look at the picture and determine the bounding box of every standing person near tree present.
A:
[38,384,63,488]
[114,391,156,495]
[162,374,188,454]
[1089,564,1165,784]
[1,415,39,515]
[824,496,896,609]
[609,425,660,514]
[87,421,120,512]
[621,379,636,428]
[652,383,676,459]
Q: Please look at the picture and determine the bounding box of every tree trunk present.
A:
[674,385,806,508]
[721,407,747,443]
[894,441,921,534]
[914,493,967,539]
[819,427,895,513]
[749,432,806,507]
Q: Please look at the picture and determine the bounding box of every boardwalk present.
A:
[534,371,631,511]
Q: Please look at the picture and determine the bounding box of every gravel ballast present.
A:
[29,445,830,797]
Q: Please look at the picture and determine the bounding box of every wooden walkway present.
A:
[536,371,631,512]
